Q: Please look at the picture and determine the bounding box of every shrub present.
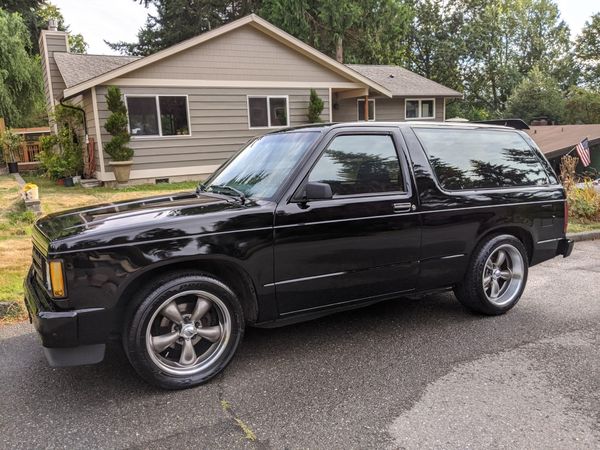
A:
[567,183,600,223]
[0,128,24,163]
[37,109,83,179]
[560,154,600,222]
[307,89,324,123]
[104,86,133,161]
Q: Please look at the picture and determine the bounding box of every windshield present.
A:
[202,131,320,200]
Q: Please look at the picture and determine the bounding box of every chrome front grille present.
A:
[32,246,46,287]
[31,225,50,290]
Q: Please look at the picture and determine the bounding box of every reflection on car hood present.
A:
[35,191,249,248]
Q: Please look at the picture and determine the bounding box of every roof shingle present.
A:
[346,64,462,97]
[54,53,141,88]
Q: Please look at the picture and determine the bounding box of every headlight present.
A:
[48,260,66,298]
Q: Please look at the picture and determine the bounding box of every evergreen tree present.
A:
[505,67,565,124]
[307,89,324,123]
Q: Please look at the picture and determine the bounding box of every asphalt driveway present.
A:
[1,241,599,449]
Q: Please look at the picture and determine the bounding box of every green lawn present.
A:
[0,174,198,323]
[568,221,600,234]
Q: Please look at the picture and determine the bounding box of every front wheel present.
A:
[123,272,244,389]
[454,234,528,315]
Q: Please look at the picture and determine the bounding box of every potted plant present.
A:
[104,86,134,183]
[0,128,24,173]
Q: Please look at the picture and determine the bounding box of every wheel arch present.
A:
[113,257,259,334]
[473,225,534,263]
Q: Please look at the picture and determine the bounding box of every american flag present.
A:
[575,138,591,167]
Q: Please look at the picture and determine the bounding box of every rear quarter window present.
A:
[413,128,551,190]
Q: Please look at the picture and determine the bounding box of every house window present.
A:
[405,99,435,119]
[126,95,190,137]
[357,99,375,121]
[248,96,289,128]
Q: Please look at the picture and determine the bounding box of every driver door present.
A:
[273,128,421,315]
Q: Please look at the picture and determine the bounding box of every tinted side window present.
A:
[308,134,403,196]
[413,128,550,190]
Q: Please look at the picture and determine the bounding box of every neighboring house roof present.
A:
[54,53,140,88]
[526,124,600,158]
[62,14,393,99]
[346,64,463,98]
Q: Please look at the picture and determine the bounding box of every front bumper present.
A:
[556,238,574,258]
[24,269,106,367]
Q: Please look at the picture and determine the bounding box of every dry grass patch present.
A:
[0,174,199,323]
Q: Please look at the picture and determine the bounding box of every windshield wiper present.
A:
[200,184,246,204]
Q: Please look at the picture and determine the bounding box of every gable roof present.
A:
[525,124,600,158]
[62,14,392,99]
[347,64,462,98]
[54,53,140,88]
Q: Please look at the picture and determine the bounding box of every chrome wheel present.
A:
[482,244,525,306]
[145,290,231,376]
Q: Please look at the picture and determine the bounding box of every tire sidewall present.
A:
[124,274,244,389]
[474,234,529,314]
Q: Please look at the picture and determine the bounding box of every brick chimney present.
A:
[38,21,69,121]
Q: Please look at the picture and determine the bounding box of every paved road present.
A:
[1,241,599,449]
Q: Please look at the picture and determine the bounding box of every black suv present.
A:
[25,122,573,389]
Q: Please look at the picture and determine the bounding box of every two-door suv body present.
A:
[25,122,573,388]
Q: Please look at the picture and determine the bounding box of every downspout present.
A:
[59,97,88,144]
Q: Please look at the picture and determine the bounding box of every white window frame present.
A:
[247,95,290,129]
[405,98,436,120]
[124,94,192,139]
[356,98,376,121]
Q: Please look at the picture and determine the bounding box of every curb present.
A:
[566,230,600,242]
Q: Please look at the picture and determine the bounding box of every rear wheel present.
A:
[123,272,244,389]
[454,234,528,315]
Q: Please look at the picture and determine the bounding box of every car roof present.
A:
[272,121,515,134]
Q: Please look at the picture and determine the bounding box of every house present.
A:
[525,124,600,174]
[39,14,462,184]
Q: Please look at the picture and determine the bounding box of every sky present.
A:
[53,0,599,55]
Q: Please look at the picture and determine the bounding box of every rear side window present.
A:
[413,128,550,190]
[308,134,404,196]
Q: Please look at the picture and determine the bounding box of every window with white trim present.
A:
[126,95,190,137]
[248,96,289,128]
[357,98,375,121]
[405,99,435,119]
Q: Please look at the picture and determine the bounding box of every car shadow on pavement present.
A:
[0,290,538,399]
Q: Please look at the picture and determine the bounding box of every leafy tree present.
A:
[575,13,600,89]
[103,86,133,161]
[505,67,565,124]
[107,0,261,55]
[307,89,324,122]
[0,9,45,127]
[407,0,464,91]
[2,1,87,55]
[564,87,600,124]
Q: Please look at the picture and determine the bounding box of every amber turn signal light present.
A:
[48,260,65,297]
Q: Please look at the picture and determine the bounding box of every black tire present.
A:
[454,234,528,315]
[123,271,244,389]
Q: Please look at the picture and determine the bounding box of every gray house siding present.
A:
[94,85,329,178]
[123,25,350,84]
[333,96,446,122]
[39,31,68,108]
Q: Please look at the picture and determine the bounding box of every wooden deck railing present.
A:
[20,141,41,163]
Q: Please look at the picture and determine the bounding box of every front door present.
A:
[273,129,421,315]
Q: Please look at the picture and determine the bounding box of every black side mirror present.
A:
[303,182,333,201]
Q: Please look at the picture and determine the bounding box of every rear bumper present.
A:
[24,269,106,367]
[556,238,574,258]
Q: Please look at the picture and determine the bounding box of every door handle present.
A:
[393,202,414,213]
